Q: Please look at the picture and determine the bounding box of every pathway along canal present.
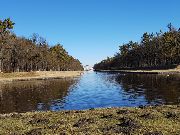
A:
[0,71,180,113]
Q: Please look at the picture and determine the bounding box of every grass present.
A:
[97,69,180,74]
[0,71,83,82]
[0,72,38,78]
[0,105,179,135]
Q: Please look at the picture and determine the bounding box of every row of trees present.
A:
[0,18,83,72]
[94,24,180,70]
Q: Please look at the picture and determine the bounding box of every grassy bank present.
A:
[0,105,179,135]
[0,71,83,82]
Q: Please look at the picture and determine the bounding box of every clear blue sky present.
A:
[0,0,180,66]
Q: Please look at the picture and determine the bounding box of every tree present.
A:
[94,24,180,70]
[0,18,83,72]
[0,18,15,72]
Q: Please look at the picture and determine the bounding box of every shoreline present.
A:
[0,71,84,82]
[0,105,179,134]
[95,69,180,75]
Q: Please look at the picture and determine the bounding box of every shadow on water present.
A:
[0,79,77,114]
[0,72,180,113]
[115,73,180,105]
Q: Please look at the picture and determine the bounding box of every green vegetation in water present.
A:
[94,24,180,71]
[0,105,179,135]
[0,18,83,72]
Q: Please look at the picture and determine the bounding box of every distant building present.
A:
[84,65,93,71]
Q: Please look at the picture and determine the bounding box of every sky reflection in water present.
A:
[0,72,179,113]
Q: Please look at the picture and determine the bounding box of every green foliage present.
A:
[0,18,15,34]
[94,24,180,70]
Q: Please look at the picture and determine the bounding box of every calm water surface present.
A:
[0,71,180,113]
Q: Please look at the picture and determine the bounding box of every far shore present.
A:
[0,71,84,82]
[95,68,180,74]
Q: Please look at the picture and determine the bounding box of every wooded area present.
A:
[0,18,83,72]
[94,24,180,70]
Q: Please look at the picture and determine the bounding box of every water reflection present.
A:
[0,79,77,113]
[115,74,180,104]
[0,72,179,114]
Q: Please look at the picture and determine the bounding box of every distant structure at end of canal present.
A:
[84,65,93,71]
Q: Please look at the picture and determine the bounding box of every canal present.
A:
[0,71,180,113]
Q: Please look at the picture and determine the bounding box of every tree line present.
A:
[94,24,180,70]
[0,18,83,72]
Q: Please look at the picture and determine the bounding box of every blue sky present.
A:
[0,0,180,66]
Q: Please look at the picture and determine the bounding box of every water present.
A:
[0,71,180,113]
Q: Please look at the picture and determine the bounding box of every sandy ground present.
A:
[0,71,83,82]
[96,68,180,74]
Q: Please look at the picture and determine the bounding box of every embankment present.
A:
[95,69,180,75]
[0,71,83,82]
[0,105,179,134]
